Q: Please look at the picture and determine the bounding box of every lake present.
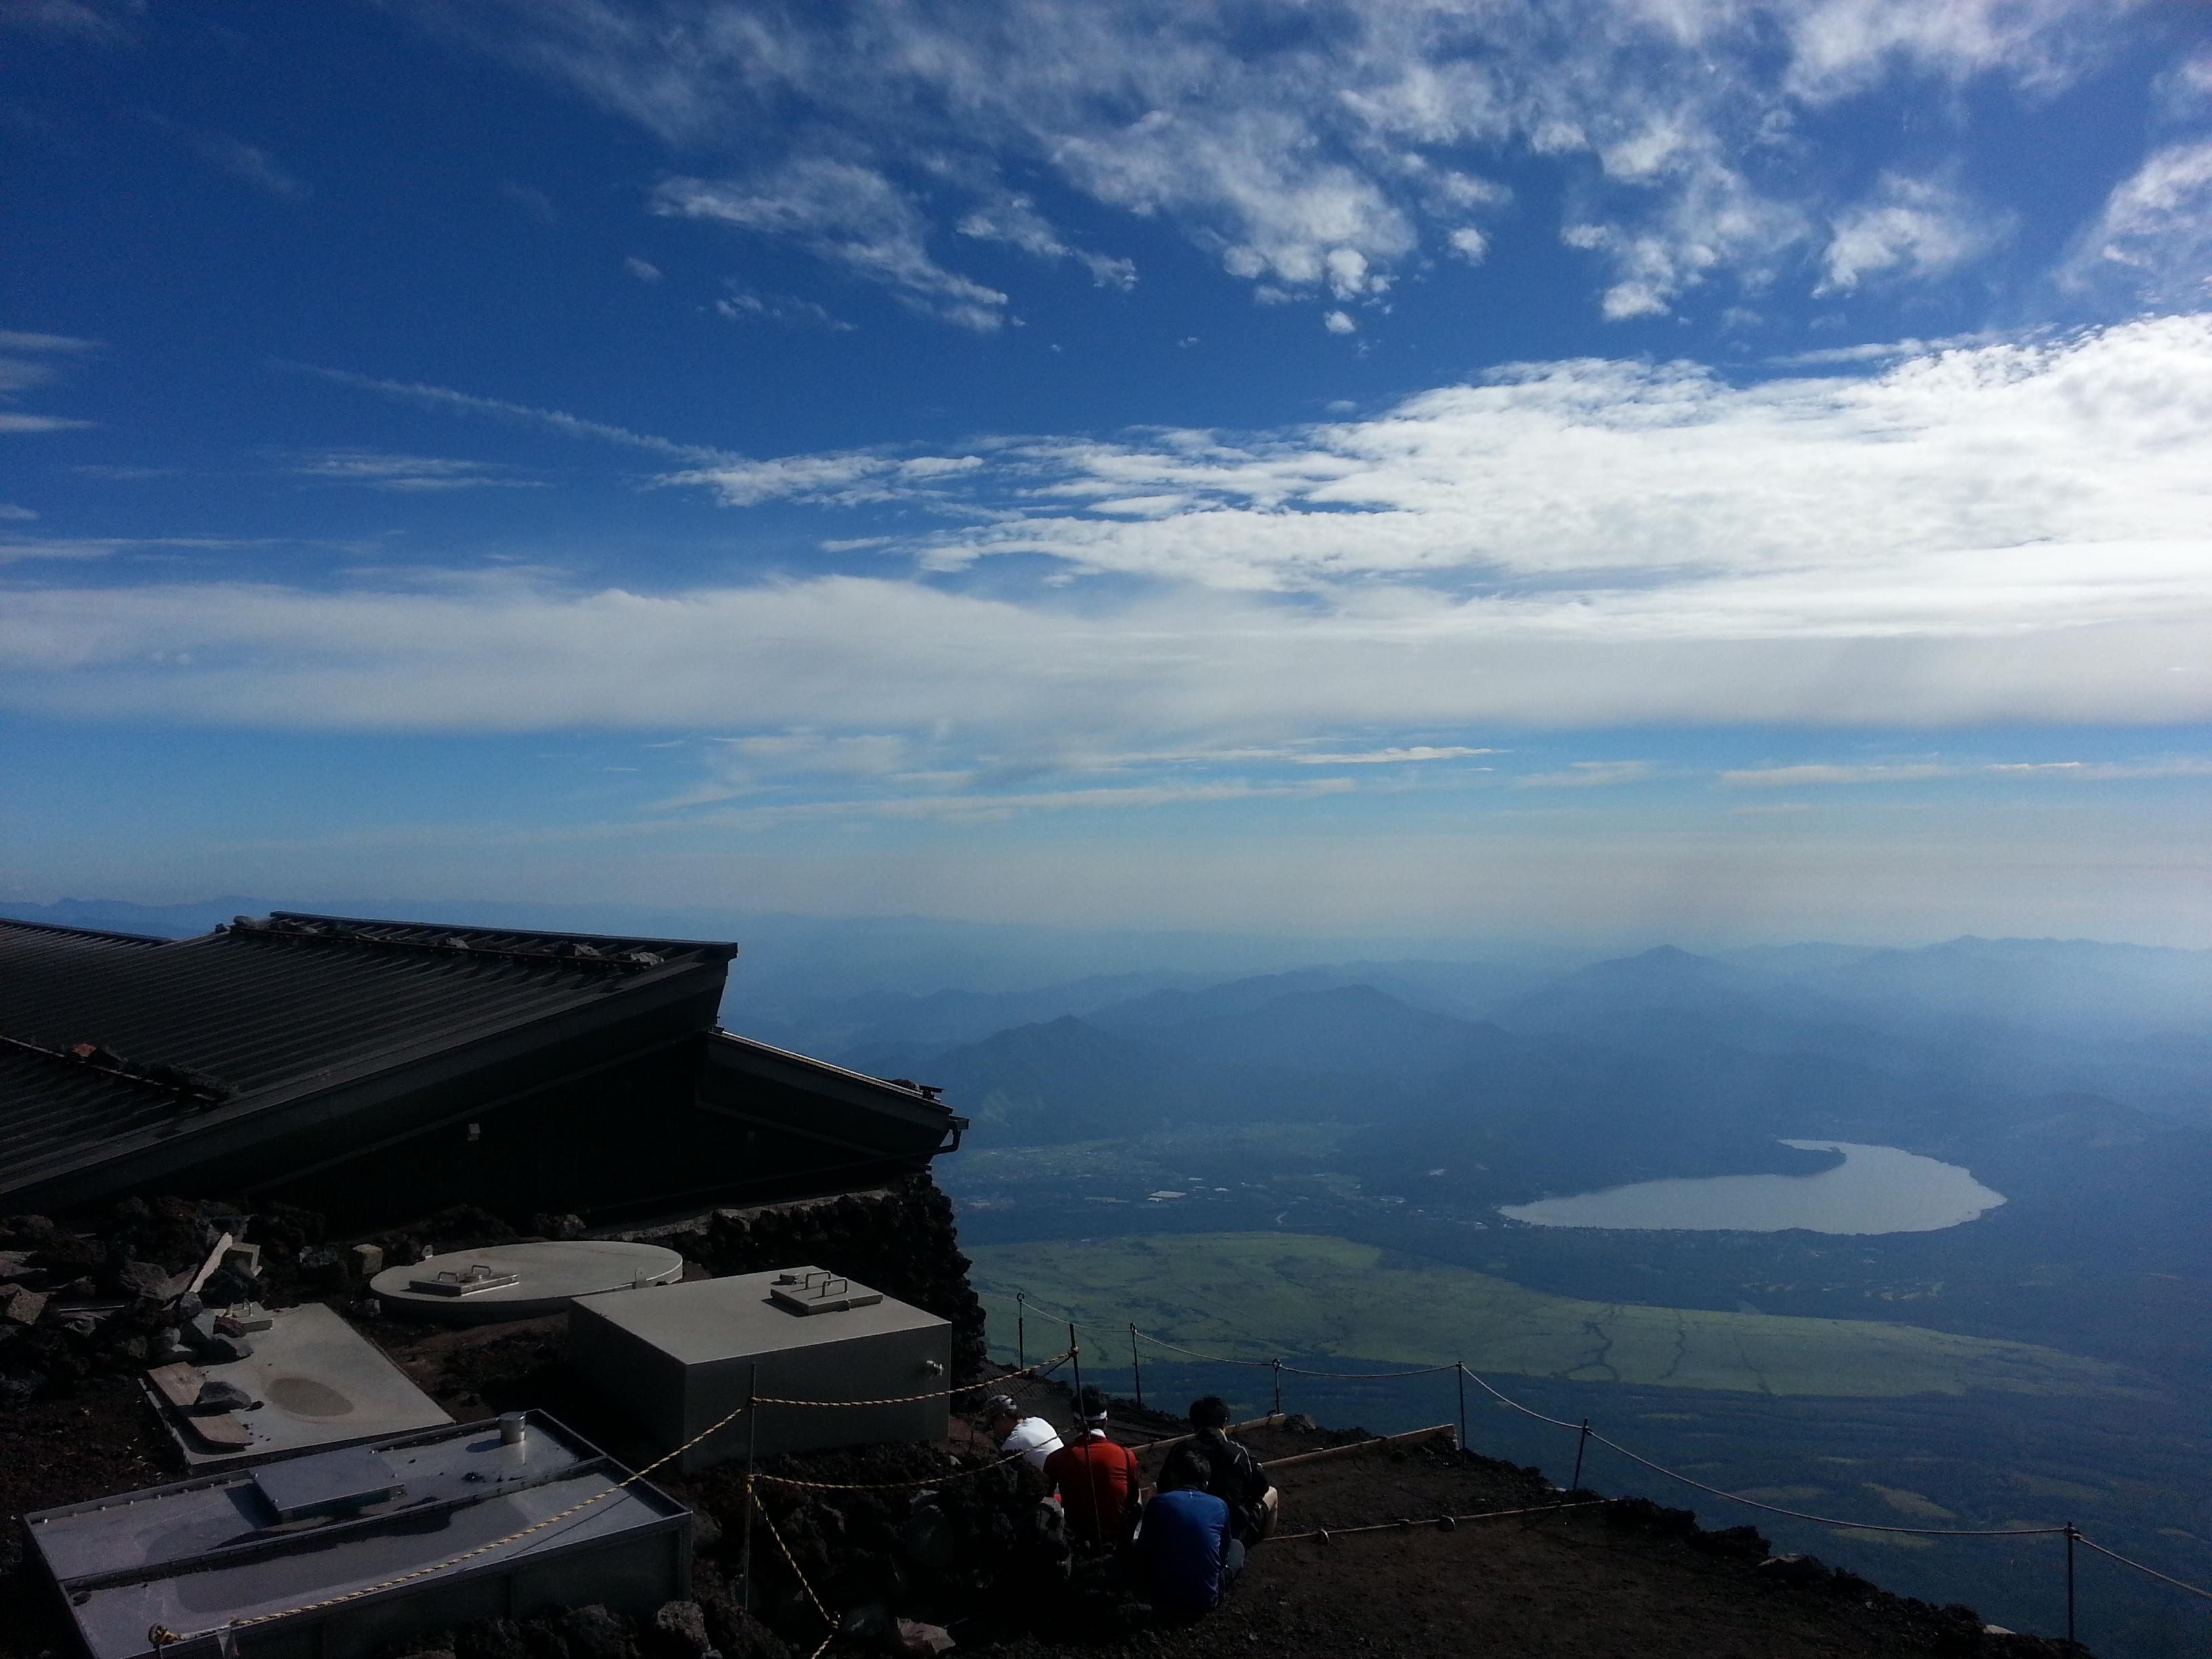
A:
[1496,1141,2007,1234]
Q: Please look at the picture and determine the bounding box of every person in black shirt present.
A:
[1185,1396,1277,1545]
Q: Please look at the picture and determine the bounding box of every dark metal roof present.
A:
[0,912,740,1202]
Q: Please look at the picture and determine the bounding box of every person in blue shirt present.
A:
[1137,1446,1245,1618]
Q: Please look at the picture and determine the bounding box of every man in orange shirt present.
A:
[1042,1386,1141,1545]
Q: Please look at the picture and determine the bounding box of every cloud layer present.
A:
[683,314,2212,622]
[6,320,2209,753]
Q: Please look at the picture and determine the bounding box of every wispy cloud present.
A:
[3,565,2206,743]
[0,414,92,434]
[654,161,1010,331]
[668,450,983,508]
[674,777,1355,833]
[287,449,546,492]
[411,0,2144,321]
[1293,745,1495,764]
[1724,758,2212,786]
[1721,762,1961,787]
[1818,172,2011,295]
[0,328,100,433]
[2059,138,2212,312]
[957,194,1135,289]
[666,317,2212,632]
[715,286,853,331]
[0,535,267,565]
[196,133,312,202]
[11,323,2209,745]
[1515,760,1656,788]
[285,363,736,463]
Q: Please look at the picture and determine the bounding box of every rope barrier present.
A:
[754,1347,1073,1407]
[989,1308,2212,1613]
[751,1444,1036,1492]
[1578,1429,2068,1538]
[747,1481,837,1659]
[2073,1534,2212,1602]
[1126,1325,1456,1379]
[1278,1498,1610,1542]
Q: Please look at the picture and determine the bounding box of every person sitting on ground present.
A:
[1042,1385,1141,1544]
[1186,1395,1277,1545]
[981,1392,1064,1473]
[1137,1445,1244,1618]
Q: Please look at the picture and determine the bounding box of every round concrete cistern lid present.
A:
[369,1240,685,1323]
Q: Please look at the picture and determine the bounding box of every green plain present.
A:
[967,1231,2139,1399]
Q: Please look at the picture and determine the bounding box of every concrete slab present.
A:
[567,1265,951,1471]
[369,1240,684,1324]
[148,1302,451,1470]
[27,1412,690,1659]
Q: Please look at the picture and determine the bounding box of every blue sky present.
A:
[3,0,2209,946]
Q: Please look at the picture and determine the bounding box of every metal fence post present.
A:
[1016,1291,1026,1371]
[1271,1357,1283,1418]
[1129,1324,1143,1410]
[1456,1363,1467,1452]
[2066,1522,2078,1649]
[1571,1420,1591,1494]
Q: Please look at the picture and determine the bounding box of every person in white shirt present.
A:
[983,1392,1064,1472]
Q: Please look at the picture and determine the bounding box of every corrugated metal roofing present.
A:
[0,912,740,1199]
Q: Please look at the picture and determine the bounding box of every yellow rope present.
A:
[750,1480,834,1625]
[753,1349,1071,1409]
[752,1444,1033,1492]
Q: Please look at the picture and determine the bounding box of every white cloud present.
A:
[957,194,1136,289]
[0,330,101,354]
[6,562,2207,739]
[1515,760,1656,787]
[1722,762,1961,786]
[1322,310,1357,335]
[0,504,37,520]
[287,450,544,491]
[0,535,266,565]
[288,364,734,462]
[821,316,2212,605]
[625,255,663,282]
[0,329,100,432]
[668,450,983,508]
[653,162,1010,330]
[0,0,130,40]
[1819,173,2011,294]
[1292,745,1497,764]
[1446,227,1488,264]
[0,413,92,434]
[413,0,2145,321]
[672,777,1352,832]
[714,287,853,331]
[11,322,2211,746]
[2059,139,2212,311]
[197,134,312,202]
[1724,758,2212,785]
[0,538,113,564]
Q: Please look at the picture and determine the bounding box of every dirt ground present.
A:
[0,1320,2076,1659]
[996,1419,2036,1659]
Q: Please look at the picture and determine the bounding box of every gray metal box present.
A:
[25,1412,689,1659]
[567,1265,951,1471]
